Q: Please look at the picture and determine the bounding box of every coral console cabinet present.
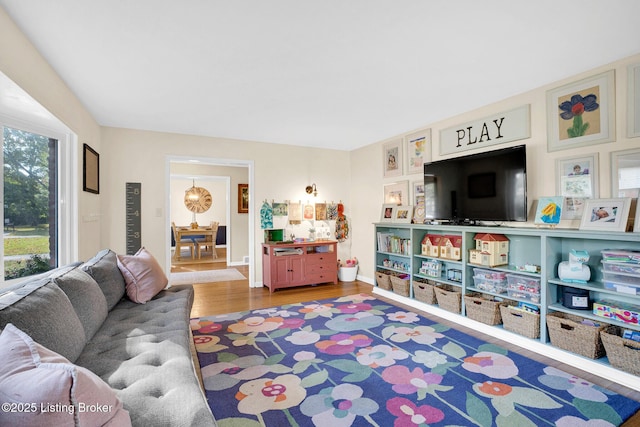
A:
[262,241,338,292]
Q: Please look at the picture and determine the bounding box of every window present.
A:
[1,123,76,283]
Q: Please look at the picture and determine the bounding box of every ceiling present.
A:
[1,1,640,151]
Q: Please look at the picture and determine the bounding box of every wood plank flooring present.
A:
[175,260,640,419]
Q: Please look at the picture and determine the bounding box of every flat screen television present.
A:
[423,145,527,223]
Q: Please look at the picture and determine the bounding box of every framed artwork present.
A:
[405,129,431,175]
[555,153,598,220]
[303,203,315,220]
[634,201,640,232]
[546,70,615,152]
[82,143,99,194]
[383,180,409,205]
[288,202,302,224]
[628,62,640,138]
[579,198,632,232]
[315,203,327,220]
[412,180,425,223]
[534,196,564,226]
[393,205,413,223]
[238,184,249,213]
[383,139,403,178]
[611,148,640,198]
[380,204,396,222]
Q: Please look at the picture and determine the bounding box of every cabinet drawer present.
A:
[306,254,333,265]
[306,263,333,274]
[306,272,332,283]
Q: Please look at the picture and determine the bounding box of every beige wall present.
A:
[350,53,640,284]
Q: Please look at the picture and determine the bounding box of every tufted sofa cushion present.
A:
[74,284,216,426]
[0,278,86,362]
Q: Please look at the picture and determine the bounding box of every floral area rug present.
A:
[191,293,640,427]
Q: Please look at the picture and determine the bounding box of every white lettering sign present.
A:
[439,105,530,156]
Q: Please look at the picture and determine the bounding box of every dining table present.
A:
[173,225,217,260]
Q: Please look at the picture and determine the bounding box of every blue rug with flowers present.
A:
[191,293,640,426]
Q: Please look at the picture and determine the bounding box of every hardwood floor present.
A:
[176,260,640,412]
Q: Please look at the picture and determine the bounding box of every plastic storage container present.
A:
[472,268,508,293]
[506,273,541,303]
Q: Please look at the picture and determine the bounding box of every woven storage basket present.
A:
[500,303,540,339]
[601,326,640,375]
[464,293,502,325]
[375,271,392,291]
[434,284,461,313]
[390,274,410,297]
[546,312,608,359]
[413,280,436,305]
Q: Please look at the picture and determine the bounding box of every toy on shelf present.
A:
[558,249,591,283]
[469,233,509,267]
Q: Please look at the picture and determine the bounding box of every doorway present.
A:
[165,156,255,287]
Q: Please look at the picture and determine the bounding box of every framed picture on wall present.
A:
[555,153,598,220]
[546,70,615,152]
[628,62,640,138]
[579,198,632,232]
[405,129,431,175]
[238,184,249,213]
[82,143,99,194]
[383,180,409,205]
[383,139,403,178]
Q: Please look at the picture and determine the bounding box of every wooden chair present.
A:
[197,221,219,259]
[171,222,197,260]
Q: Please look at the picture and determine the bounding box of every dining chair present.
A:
[197,221,219,259]
[171,222,197,260]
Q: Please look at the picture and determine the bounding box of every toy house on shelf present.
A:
[469,233,509,267]
[421,234,442,257]
[440,235,462,260]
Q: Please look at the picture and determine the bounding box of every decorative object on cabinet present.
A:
[534,196,564,226]
[380,204,396,222]
[82,143,99,194]
[628,62,640,138]
[383,180,409,205]
[392,205,413,223]
[411,180,425,223]
[469,233,509,267]
[558,249,591,283]
[555,153,598,220]
[579,197,633,232]
[382,138,403,177]
[405,128,431,174]
[611,148,640,198]
[546,69,615,152]
[238,183,249,213]
[546,312,608,359]
[440,235,462,260]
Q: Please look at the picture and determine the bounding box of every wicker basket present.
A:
[434,284,461,313]
[413,280,436,305]
[375,271,392,291]
[500,303,540,339]
[601,326,640,375]
[464,293,502,325]
[390,274,410,297]
[546,312,608,359]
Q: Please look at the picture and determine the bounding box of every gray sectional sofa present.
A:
[0,249,217,426]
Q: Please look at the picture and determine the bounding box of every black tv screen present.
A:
[423,145,527,223]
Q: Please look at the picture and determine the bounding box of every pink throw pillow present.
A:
[0,323,131,427]
[117,247,168,303]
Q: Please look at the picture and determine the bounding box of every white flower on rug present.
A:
[236,374,306,415]
[387,311,420,323]
[356,344,409,368]
[412,350,448,369]
[285,330,321,346]
[384,325,444,345]
[462,352,519,379]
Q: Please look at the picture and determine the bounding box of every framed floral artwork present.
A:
[405,129,431,175]
[546,70,615,152]
[555,153,598,220]
[383,139,403,178]
[383,181,409,205]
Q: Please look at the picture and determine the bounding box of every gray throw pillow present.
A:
[81,249,126,310]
